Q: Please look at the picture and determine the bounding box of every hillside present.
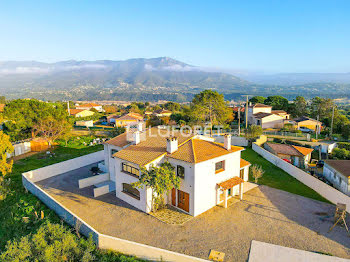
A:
[0,57,349,101]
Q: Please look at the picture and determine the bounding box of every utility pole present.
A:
[316,114,319,140]
[67,101,70,115]
[238,105,241,136]
[330,106,335,137]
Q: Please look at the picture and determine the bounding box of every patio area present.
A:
[36,165,350,262]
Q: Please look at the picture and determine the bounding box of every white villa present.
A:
[247,103,287,129]
[102,125,250,217]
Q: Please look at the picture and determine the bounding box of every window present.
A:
[121,163,139,178]
[122,183,140,200]
[177,165,185,179]
[215,160,225,173]
[111,149,118,158]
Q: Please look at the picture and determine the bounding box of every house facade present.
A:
[153,109,172,117]
[323,160,350,195]
[76,103,103,112]
[103,127,250,216]
[69,109,95,118]
[264,142,313,168]
[247,103,285,129]
[107,113,144,127]
[293,116,322,133]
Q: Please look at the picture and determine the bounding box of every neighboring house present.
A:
[0,103,5,112]
[323,160,350,195]
[144,111,153,116]
[103,127,250,216]
[69,109,95,118]
[76,103,103,112]
[272,110,290,120]
[247,103,272,124]
[107,113,144,126]
[153,109,172,117]
[293,116,322,133]
[75,120,94,127]
[251,112,285,129]
[264,142,313,168]
[318,141,337,154]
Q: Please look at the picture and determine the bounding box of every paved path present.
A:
[37,167,350,262]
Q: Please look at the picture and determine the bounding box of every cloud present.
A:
[144,64,200,72]
[0,67,51,74]
[0,64,107,75]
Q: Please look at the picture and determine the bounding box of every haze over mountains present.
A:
[0,57,349,102]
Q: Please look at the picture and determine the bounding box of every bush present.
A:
[332,147,350,160]
[337,142,350,151]
[0,222,96,262]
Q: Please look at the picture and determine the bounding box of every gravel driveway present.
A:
[37,166,350,261]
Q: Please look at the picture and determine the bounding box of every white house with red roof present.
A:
[76,102,103,112]
[247,103,286,129]
[102,126,250,216]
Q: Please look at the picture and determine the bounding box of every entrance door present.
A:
[177,190,189,212]
[240,169,244,179]
[172,188,176,206]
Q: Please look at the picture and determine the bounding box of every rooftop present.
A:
[271,110,289,114]
[266,143,313,157]
[325,160,350,177]
[153,109,172,114]
[0,104,5,112]
[253,112,273,119]
[250,103,272,108]
[77,102,101,107]
[294,116,322,124]
[168,139,244,164]
[69,109,86,115]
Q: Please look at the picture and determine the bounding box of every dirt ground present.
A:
[37,165,350,262]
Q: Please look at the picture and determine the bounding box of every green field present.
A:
[241,147,329,203]
[0,144,145,261]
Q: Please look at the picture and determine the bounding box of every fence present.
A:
[252,143,350,213]
[22,151,208,262]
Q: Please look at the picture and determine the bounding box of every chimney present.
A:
[224,134,231,150]
[167,136,178,153]
[133,131,141,145]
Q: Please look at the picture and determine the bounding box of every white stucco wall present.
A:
[104,144,124,182]
[193,151,242,216]
[323,164,349,195]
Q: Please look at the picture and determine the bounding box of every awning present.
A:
[218,177,244,190]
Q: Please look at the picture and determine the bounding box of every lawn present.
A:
[241,147,329,203]
[0,143,145,261]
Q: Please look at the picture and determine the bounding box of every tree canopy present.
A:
[133,162,179,211]
[190,90,230,130]
[0,131,13,176]
[3,99,68,141]
[249,96,266,104]
[264,95,289,111]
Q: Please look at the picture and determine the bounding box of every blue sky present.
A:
[0,0,349,73]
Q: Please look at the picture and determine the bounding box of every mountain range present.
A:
[0,57,349,102]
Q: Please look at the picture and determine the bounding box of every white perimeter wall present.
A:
[24,151,104,183]
[252,143,350,213]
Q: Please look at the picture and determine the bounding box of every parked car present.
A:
[283,158,291,164]
[299,127,314,133]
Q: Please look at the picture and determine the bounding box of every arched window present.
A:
[122,183,140,200]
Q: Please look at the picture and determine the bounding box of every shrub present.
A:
[0,222,96,262]
[337,142,350,151]
[332,148,350,160]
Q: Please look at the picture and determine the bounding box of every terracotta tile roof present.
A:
[292,145,314,156]
[113,128,195,166]
[272,110,288,114]
[105,132,130,148]
[253,112,273,119]
[78,103,100,107]
[69,109,85,115]
[218,176,244,190]
[266,143,313,157]
[112,113,143,121]
[250,103,272,108]
[168,139,244,163]
[325,160,350,177]
[0,104,5,112]
[294,116,322,124]
[153,109,172,114]
[232,106,245,112]
[240,158,251,168]
[265,143,303,156]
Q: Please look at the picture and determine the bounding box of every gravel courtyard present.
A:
[37,165,350,262]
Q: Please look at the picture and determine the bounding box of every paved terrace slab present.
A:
[36,165,350,262]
